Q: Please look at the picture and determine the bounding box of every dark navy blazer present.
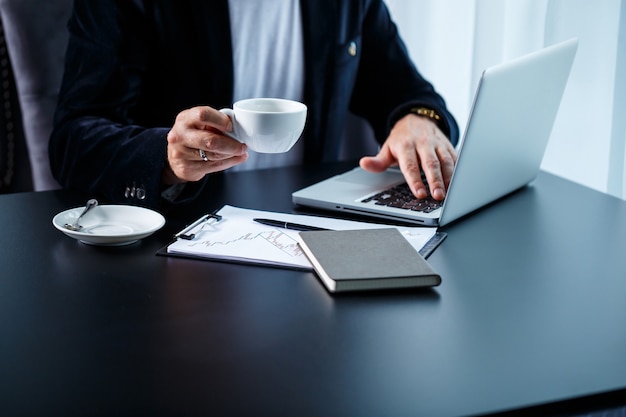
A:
[50,0,459,209]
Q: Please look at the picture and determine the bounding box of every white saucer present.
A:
[52,205,166,246]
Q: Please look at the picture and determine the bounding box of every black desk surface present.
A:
[1,162,626,417]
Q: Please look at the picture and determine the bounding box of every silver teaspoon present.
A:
[64,199,98,231]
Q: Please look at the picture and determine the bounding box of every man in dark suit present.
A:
[50,0,459,209]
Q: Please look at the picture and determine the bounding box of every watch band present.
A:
[409,107,441,124]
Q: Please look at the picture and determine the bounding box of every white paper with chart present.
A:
[165,205,439,270]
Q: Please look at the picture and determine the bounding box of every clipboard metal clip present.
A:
[174,213,223,241]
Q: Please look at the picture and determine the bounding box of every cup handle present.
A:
[218,108,239,141]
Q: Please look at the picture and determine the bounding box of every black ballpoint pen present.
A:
[253,218,329,232]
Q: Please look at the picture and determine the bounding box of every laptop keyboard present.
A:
[361,182,443,213]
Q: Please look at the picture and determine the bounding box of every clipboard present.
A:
[157,205,445,270]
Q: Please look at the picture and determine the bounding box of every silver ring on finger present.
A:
[199,149,208,162]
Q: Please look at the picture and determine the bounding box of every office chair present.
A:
[0,17,31,193]
[0,0,73,191]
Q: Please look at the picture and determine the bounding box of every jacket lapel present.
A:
[300,0,336,162]
[189,0,234,107]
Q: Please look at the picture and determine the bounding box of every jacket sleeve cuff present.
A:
[388,102,459,147]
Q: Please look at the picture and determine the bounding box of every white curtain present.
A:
[385,0,626,199]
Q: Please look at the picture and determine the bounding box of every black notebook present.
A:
[297,228,441,293]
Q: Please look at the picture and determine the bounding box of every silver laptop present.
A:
[293,38,578,227]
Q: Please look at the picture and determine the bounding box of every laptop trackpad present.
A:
[336,168,404,187]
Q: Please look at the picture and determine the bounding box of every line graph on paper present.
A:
[189,230,303,258]
[166,218,312,269]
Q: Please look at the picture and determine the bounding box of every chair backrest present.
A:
[0,17,32,193]
[0,0,73,191]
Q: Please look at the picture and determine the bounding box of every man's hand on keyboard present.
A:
[359,114,457,201]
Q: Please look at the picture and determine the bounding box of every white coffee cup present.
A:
[219,98,307,153]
